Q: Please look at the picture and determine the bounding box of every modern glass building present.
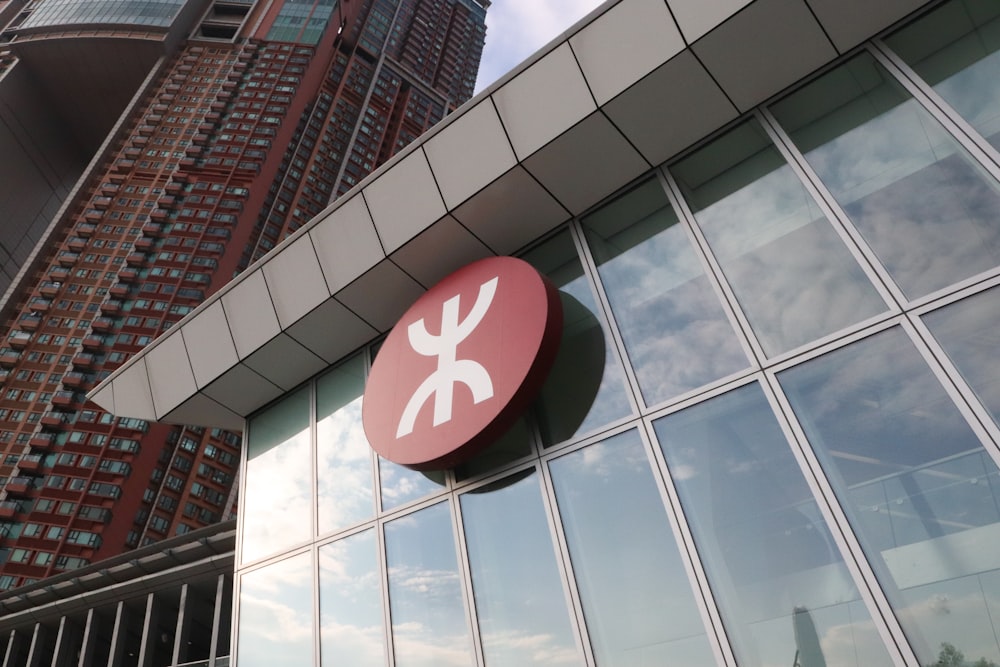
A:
[94,0,1000,665]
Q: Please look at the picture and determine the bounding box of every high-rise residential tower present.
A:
[0,0,486,589]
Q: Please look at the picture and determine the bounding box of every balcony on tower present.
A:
[125,251,146,266]
[100,300,123,316]
[28,432,56,451]
[71,352,95,369]
[90,317,115,333]
[8,331,32,349]
[39,281,62,298]
[118,268,139,283]
[0,349,22,367]
[77,222,97,237]
[81,335,107,351]
[17,453,45,474]
[40,410,74,429]
[62,371,88,389]
[51,390,82,408]
[0,500,24,520]
[28,297,51,313]
[5,476,37,497]
[20,316,42,332]
[57,251,80,267]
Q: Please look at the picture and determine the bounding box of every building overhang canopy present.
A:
[88,0,930,430]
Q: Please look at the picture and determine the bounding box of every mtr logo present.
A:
[363,256,562,470]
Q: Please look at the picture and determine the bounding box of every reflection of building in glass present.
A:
[62,0,1000,666]
[0,0,487,593]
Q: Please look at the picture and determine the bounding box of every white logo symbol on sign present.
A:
[396,277,498,438]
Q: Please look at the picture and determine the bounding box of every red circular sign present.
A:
[362,256,562,470]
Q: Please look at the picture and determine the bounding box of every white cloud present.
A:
[475,0,606,93]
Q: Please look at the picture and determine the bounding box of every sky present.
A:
[473,0,607,94]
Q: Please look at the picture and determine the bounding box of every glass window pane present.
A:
[770,52,1000,299]
[379,458,446,511]
[243,387,311,563]
[384,501,473,667]
[672,120,887,355]
[922,285,1000,428]
[524,230,633,446]
[548,429,717,667]
[455,417,533,482]
[316,354,374,535]
[460,470,583,667]
[582,178,749,407]
[319,529,386,667]
[886,0,1000,150]
[238,552,314,666]
[778,328,1000,666]
[654,383,892,667]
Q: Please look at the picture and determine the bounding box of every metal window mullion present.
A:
[136,592,157,667]
[208,574,225,667]
[234,414,250,569]
[376,518,394,667]
[25,622,42,667]
[2,629,15,667]
[311,540,321,667]
[567,219,647,416]
[659,167,767,366]
[366,347,386,518]
[537,458,597,667]
[231,570,243,667]
[106,600,125,667]
[171,584,189,666]
[449,494,486,667]
[77,609,96,667]
[639,418,740,667]
[759,369,920,667]
[870,40,1000,179]
[310,379,322,667]
[901,314,1000,471]
[756,107,909,312]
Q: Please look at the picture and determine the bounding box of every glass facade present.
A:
[234,3,1000,666]
[18,0,184,29]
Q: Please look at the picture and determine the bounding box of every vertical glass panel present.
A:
[582,179,749,408]
[886,0,1000,150]
[671,120,887,356]
[654,383,892,667]
[316,354,374,535]
[770,52,1000,299]
[319,529,386,667]
[548,429,717,667]
[384,501,473,667]
[238,551,314,666]
[243,387,311,563]
[460,469,583,667]
[779,328,1000,666]
[923,285,1000,428]
[525,230,633,446]
[379,459,446,511]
